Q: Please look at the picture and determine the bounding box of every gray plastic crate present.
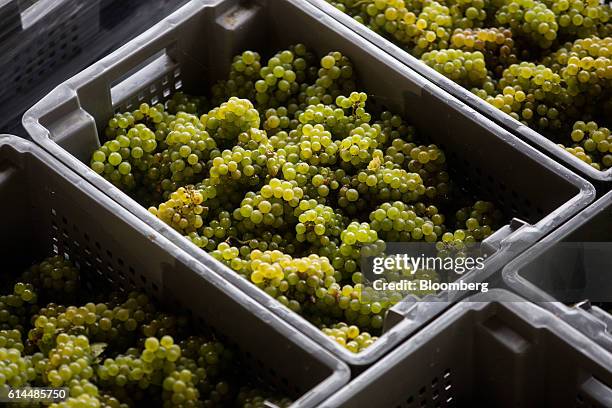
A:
[0,0,100,103]
[323,289,612,408]
[306,0,612,184]
[503,190,612,354]
[0,135,349,407]
[23,0,595,367]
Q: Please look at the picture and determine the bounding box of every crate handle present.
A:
[109,49,178,109]
[70,1,203,122]
[580,377,612,406]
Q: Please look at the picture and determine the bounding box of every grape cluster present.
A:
[0,256,293,407]
[422,48,489,86]
[563,120,612,169]
[329,0,612,170]
[91,46,503,354]
[320,322,378,353]
[369,201,445,242]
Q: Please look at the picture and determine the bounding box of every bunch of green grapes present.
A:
[200,97,261,146]
[369,201,446,242]
[338,124,383,166]
[495,0,558,49]
[545,0,612,39]
[564,120,612,170]
[450,27,519,77]
[421,49,488,87]
[480,62,566,128]
[296,123,339,166]
[448,0,489,29]
[453,200,503,241]
[320,322,378,352]
[148,186,207,235]
[410,1,454,56]
[165,92,207,115]
[212,50,262,104]
[375,110,416,147]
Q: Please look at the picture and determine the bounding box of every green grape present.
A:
[495,0,558,49]
[421,49,488,87]
[320,322,378,352]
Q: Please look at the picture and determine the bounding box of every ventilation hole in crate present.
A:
[162,75,169,86]
[95,241,101,250]
[151,96,159,105]
[139,275,146,284]
[174,67,181,78]
[129,266,135,275]
[175,80,183,90]
[163,88,171,98]
[150,84,157,94]
[84,233,90,242]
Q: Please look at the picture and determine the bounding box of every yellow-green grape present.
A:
[563,120,612,170]
[49,393,103,408]
[410,1,454,56]
[91,121,158,191]
[495,0,558,49]
[349,166,427,209]
[230,178,304,233]
[148,186,207,235]
[559,37,611,101]
[44,334,93,388]
[338,124,382,166]
[212,50,263,104]
[295,199,344,245]
[450,27,518,77]
[200,97,260,146]
[244,250,338,314]
[165,91,207,115]
[162,111,216,185]
[235,387,293,408]
[483,62,566,128]
[369,201,445,242]
[303,51,356,107]
[18,255,78,299]
[297,123,339,166]
[376,110,415,147]
[320,322,378,352]
[453,200,502,243]
[404,143,449,199]
[448,0,489,29]
[0,342,35,390]
[262,106,294,136]
[335,222,385,276]
[209,132,275,187]
[421,49,488,87]
[255,45,317,109]
[548,0,611,38]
